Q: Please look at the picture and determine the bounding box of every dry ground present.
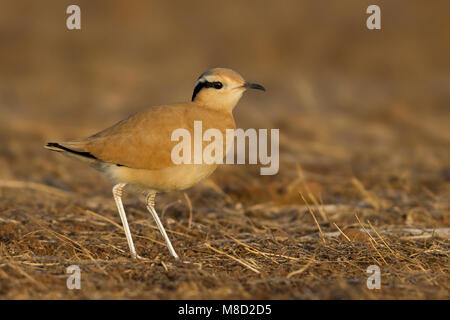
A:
[0,1,449,299]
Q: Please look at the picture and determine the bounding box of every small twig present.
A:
[80,208,123,230]
[204,242,260,274]
[160,261,169,272]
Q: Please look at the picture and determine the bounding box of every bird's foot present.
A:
[132,253,148,261]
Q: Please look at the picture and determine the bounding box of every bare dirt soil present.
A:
[0,1,449,299]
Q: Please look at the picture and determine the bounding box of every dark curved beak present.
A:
[243,82,266,91]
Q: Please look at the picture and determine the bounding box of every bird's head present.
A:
[191,68,265,111]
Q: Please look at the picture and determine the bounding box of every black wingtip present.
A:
[46,142,59,148]
[45,142,63,150]
[45,142,97,160]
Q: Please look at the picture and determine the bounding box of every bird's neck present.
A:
[194,92,243,113]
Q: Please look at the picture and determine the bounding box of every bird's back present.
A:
[56,102,235,171]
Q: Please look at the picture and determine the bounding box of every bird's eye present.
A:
[212,82,223,89]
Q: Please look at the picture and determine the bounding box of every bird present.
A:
[45,68,265,260]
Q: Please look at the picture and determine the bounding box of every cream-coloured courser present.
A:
[45,68,265,260]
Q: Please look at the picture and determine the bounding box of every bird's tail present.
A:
[44,142,97,160]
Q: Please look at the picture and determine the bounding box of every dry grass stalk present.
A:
[80,208,123,230]
[351,178,380,211]
[0,179,72,198]
[184,192,193,230]
[367,220,395,255]
[296,164,328,222]
[355,214,387,265]
[226,234,300,262]
[287,252,316,279]
[300,192,326,243]
[204,242,260,274]
[333,222,351,242]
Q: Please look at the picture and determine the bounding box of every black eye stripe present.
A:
[191,81,223,101]
[192,81,207,101]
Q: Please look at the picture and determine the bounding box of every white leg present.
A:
[112,183,138,259]
[146,193,179,260]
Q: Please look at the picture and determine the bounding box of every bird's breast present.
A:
[106,163,218,192]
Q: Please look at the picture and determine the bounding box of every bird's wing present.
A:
[60,103,235,170]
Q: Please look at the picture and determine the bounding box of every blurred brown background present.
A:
[0,0,449,299]
[1,0,449,201]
